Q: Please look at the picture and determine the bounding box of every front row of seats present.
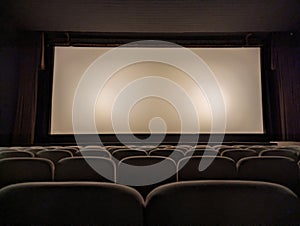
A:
[0,155,299,198]
[0,181,299,225]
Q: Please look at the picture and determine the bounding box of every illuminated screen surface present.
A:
[51,46,263,134]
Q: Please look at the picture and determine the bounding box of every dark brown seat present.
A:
[55,157,116,182]
[0,158,54,188]
[145,181,300,225]
[36,150,73,164]
[149,149,185,162]
[221,149,257,162]
[117,156,176,198]
[0,182,144,225]
[0,150,34,159]
[177,156,237,181]
[237,156,300,195]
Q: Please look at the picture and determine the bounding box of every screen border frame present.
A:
[35,32,272,145]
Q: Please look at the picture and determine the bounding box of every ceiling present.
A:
[1,0,300,33]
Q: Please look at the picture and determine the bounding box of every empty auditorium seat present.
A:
[221,149,257,162]
[145,180,300,225]
[0,150,34,159]
[0,182,144,225]
[0,148,20,152]
[177,156,237,181]
[42,146,62,149]
[117,156,177,198]
[112,149,148,161]
[106,146,128,153]
[247,146,271,153]
[82,145,106,149]
[237,156,300,194]
[276,147,299,151]
[55,157,116,182]
[0,158,54,188]
[155,145,172,148]
[54,147,78,155]
[80,147,107,152]
[260,149,298,161]
[65,145,81,150]
[149,149,185,162]
[194,145,214,149]
[185,149,219,157]
[76,149,111,158]
[24,147,48,155]
[170,145,192,152]
[36,150,73,164]
[214,146,235,153]
[8,146,32,150]
[235,145,251,148]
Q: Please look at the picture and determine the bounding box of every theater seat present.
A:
[0,148,20,152]
[237,156,300,194]
[177,156,237,181]
[54,147,79,155]
[145,180,300,225]
[185,149,219,157]
[23,147,48,155]
[247,146,271,153]
[221,149,257,162]
[112,149,148,161]
[36,150,73,164]
[149,149,185,162]
[0,150,34,159]
[0,182,144,225]
[117,156,177,198]
[260,149,298,161]
[55,157,116,182]
[0,158,54,188]
[76,149,111,158]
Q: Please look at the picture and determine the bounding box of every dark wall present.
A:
[0,32,19,146]
[0,31,299,146]
[271,32,300,140]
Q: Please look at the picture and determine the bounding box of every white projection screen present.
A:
[51,46,263,134]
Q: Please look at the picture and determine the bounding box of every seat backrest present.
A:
[107,146,128,153]
[76,150,111,158]
[149,149,185,162]
[82,145,106,149]
[260,149,298,161]
[36,150,73,164]
[145,180,300,225]
[221,149,257,162]
[0,158,54,188]
[23,147,48,155]
[237,156,300,194]
[185,149,219,157]
[0,182,144,225]
[247,146,271,153]
[0,148,20,152]
[169,145,191,153]
[118,156,177,198]
[0,150,34,159]
[112,149,148,161]
[194,145,214,149]
[55,157,116,182]
[276,147,300,151]
[177,156,237,181]
[65,145,81,150]
[215,146,236,153]
[54,147,78,155]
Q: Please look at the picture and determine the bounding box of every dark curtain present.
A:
[12,32,42,145]
[271,32,300,140]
